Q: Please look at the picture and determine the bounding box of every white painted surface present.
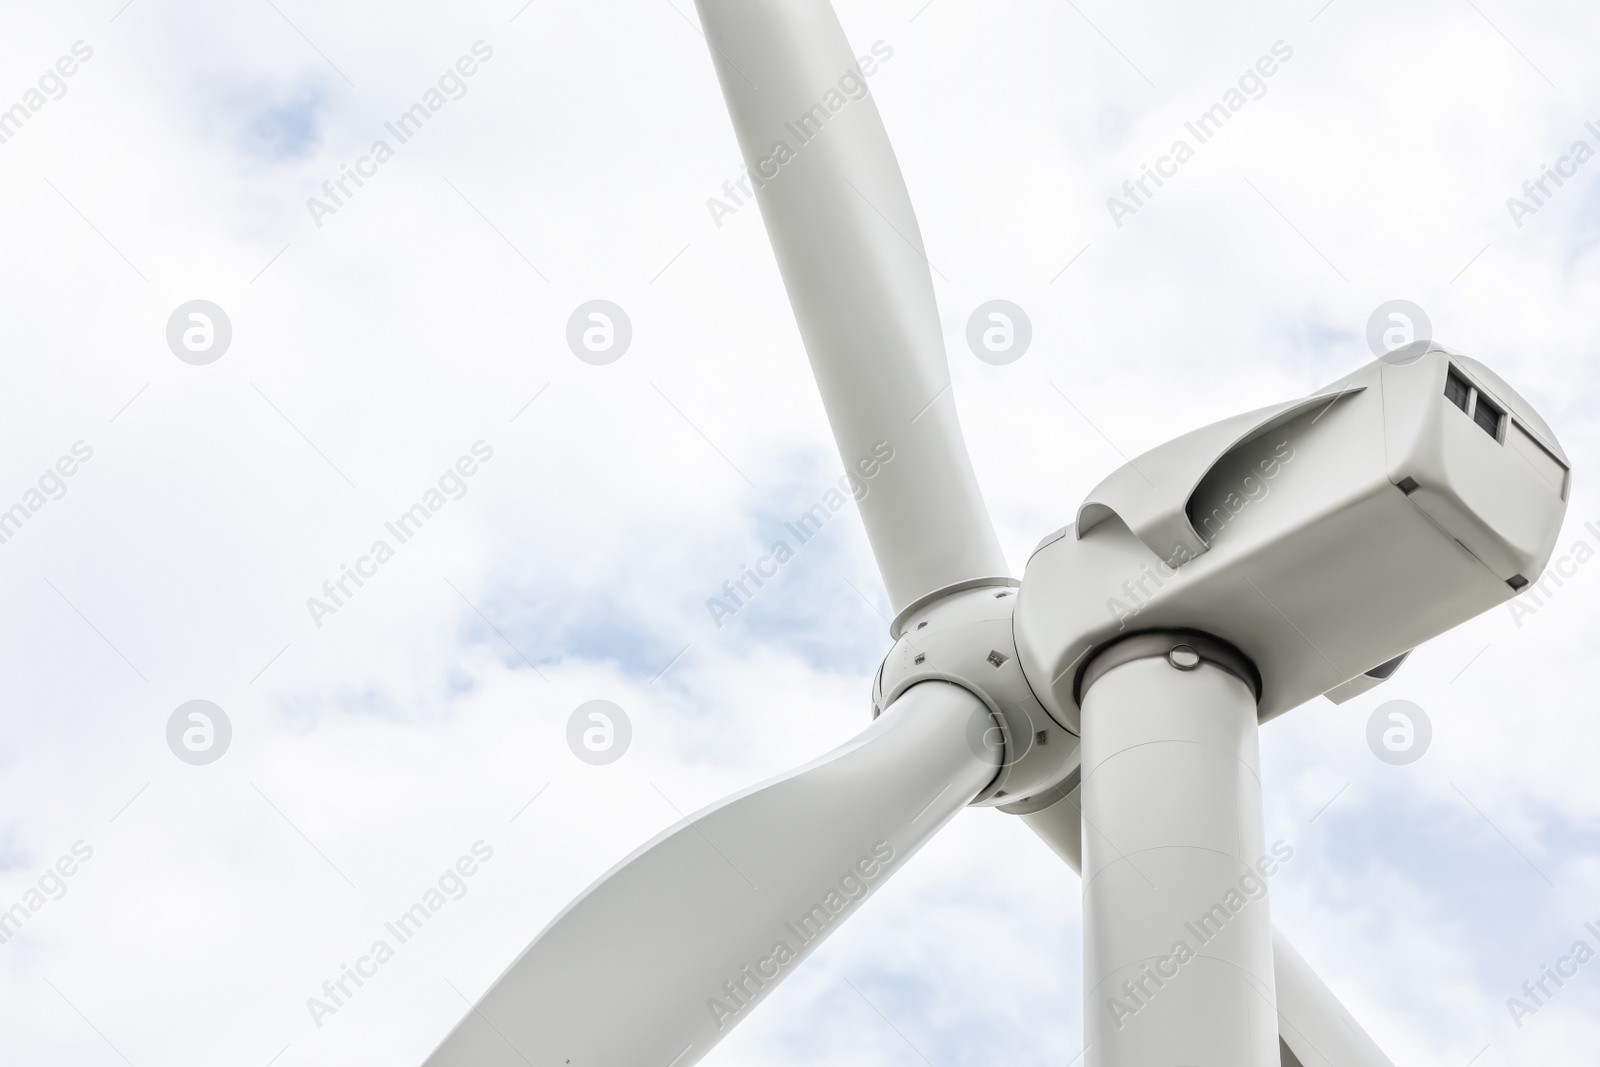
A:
[1081,656,1278,1066]
[693,0,1010,614]
[423,680,998,1067]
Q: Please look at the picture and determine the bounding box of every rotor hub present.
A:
[873,585,1080,806]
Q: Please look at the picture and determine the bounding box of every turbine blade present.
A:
[1273,929,1396,1067]
[694,0,1009,619]
[422,681,999,1067]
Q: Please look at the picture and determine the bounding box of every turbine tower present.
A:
[425,3,1571,1064]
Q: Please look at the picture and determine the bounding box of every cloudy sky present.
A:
[1,0,1597,1064]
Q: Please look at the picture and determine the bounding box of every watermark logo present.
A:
[567,300,632,365]
[706,840,897,1030]
[166,300,232,365]
[966,300,1032,365]
[166,700,232,765]
[1106,840,1294,1030]
[0,40,94,149]
[1105,440,1296,631]
[1508,520,1599,628]
[1366,699,1431,765]
[1506,123,1600,229]
[1507,922,1600,1029]
[1366,300,1431,365]
[0,441,94,548]
[306,841,494,1028]
[1106,40,1294,228]
[707,442,895,629]
[704,41,896,230]
[964,698,1031,767]
[305,442,495,629]
[0,841,94,947]
[305,41,495,229]
[567,700,631,765]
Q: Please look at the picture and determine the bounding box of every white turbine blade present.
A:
[694,0,1009,617]
[422,681,998,1067]
[1015,786,1395,1067]
[1273,929,1395,1067]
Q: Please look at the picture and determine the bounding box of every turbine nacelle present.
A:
[1014,346,1569,738]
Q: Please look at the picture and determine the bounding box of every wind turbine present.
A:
[424,2,1572,1064]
